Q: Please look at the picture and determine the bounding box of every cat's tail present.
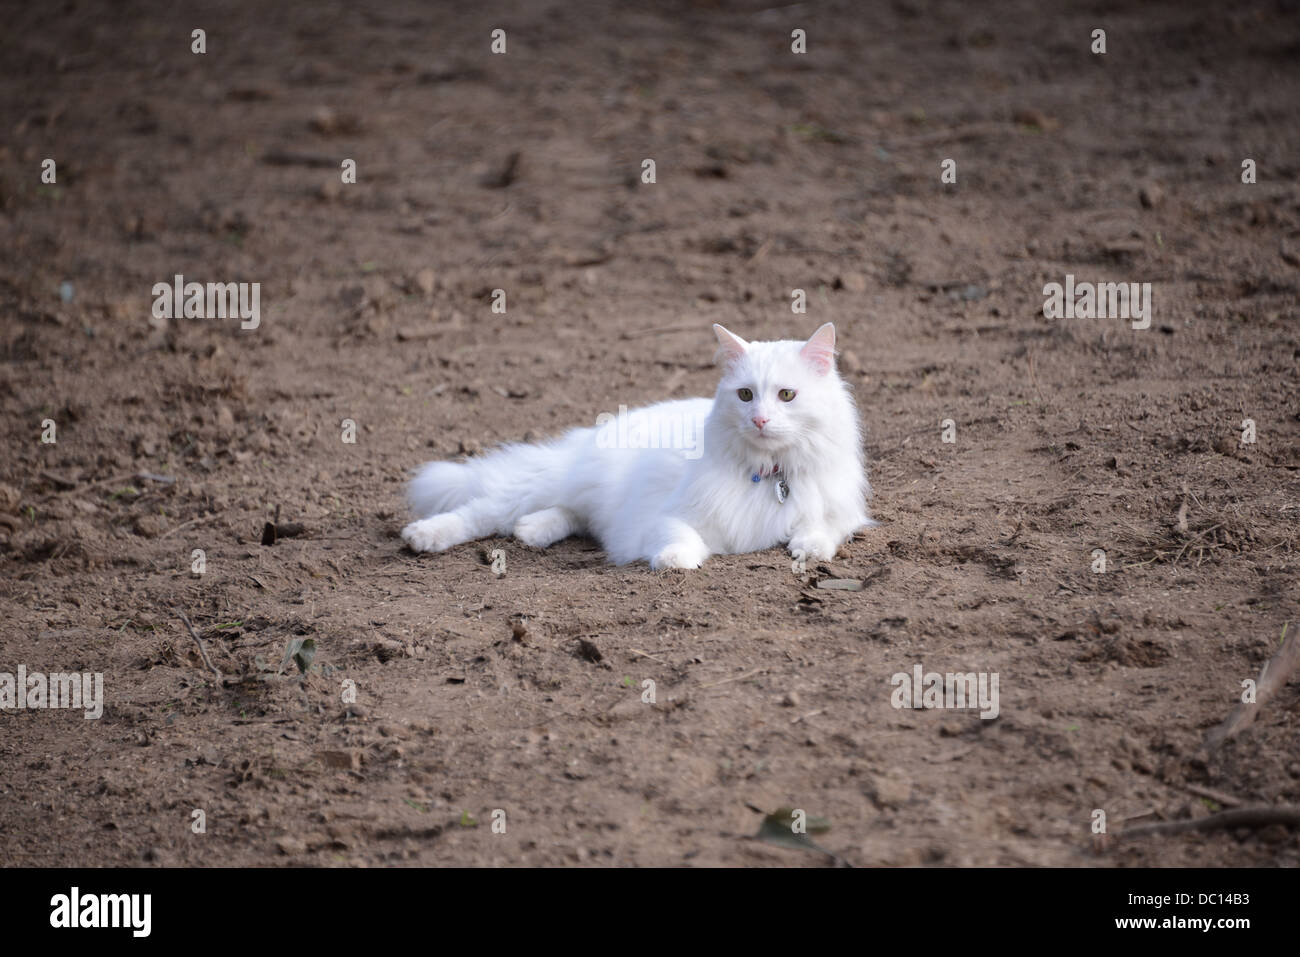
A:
[406,438,575,525]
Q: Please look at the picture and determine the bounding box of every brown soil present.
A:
[2,0,1299,867]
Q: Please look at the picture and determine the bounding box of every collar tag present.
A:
[750,465,788,503]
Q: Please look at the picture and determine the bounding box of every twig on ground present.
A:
[699,668,765,689]
[158,516,210,540]
[620,323,705,340]
[43,470,177,496]
[1026,350,1047,407]
[1204,622,1299,752]
[1178,783,1245,809]
[174,609,222,681]
[1120,806,1300,840]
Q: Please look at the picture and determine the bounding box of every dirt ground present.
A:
[1,0,1298,868]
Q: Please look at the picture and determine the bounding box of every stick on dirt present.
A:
[1204,623,1299,752]
[1177,783,1245,809]
[174,608,222,681]
[1120,805,1300,841]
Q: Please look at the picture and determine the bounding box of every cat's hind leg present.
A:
[513,507,581,548]
[402,494,519,553]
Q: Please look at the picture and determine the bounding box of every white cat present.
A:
[401,322,871,569]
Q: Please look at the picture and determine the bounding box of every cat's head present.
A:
[710,322,845,453]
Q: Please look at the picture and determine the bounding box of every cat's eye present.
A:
[778,389,797,402]
[737,388,754,402]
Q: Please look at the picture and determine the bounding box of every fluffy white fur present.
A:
[402,322,871,569]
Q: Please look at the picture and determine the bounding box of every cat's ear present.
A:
[800,322,837,375]
[712,324,749,368]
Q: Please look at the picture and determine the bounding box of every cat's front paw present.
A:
[651,542,709,570]
[402,514,468,553]
[788,531,838,562]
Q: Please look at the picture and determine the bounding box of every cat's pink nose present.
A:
[752,415,769,430]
